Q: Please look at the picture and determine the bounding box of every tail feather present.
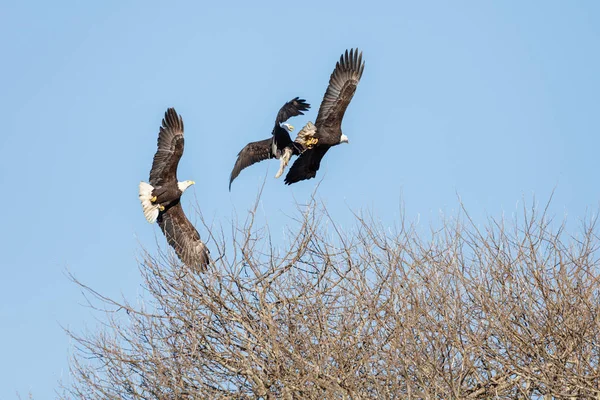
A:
[139,181,159,223]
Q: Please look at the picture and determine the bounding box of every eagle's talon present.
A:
[305,137,319,148]
[158,205,165,211]
[150,196,158,203]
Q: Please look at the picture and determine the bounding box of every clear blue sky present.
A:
[1,1,599,397]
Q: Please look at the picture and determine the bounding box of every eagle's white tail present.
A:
[275,147,293,179]
[139,181,159,223]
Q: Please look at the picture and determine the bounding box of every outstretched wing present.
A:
[149,108,185,187]
[157,202,210,273]
[273,97,311,151]
[275,97,311,126]
[229,138,274,190]
[284,145,330,185]
[314,49,365,140]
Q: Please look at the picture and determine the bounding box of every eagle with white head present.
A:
[229,97,311,190]
[139,108,210,272]
[284,48,364,185]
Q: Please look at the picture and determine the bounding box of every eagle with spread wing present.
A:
[229,97,310,190]
[285,49,365,185]
[138,108,210,272]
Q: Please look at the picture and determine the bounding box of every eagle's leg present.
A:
[275,147,293,179]
[294,121,318,149]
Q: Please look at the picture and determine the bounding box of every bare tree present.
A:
[60,194,600,399]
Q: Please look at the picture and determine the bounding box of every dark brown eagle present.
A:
[138,108,210,272]
[285,49,365,185]
[229,97,310,190]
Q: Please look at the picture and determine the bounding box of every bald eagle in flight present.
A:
[138,108,210,272]
[284,48,365,185]
[229,97,311,190]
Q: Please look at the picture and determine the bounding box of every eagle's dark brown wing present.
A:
[157,202,210,273]
[229,138,274,190]
[314,49,365,144]
[149,108,185,187]
[275,97,310,126]
[284,145,330,185]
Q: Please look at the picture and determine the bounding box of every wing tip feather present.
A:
[333,48,365,82]
[162,107,184,135]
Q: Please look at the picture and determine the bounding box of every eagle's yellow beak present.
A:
[288,124,294,131]
[190,180,196,185]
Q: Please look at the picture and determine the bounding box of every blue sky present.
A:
[1,1,599,397]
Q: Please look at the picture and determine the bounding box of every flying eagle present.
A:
[284,49,365,185]
[138,108,210,272]
[229,97,310,190]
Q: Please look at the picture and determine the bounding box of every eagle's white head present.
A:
[178,180,195,193]
[340,134,349,144]
[281,122,294,134]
